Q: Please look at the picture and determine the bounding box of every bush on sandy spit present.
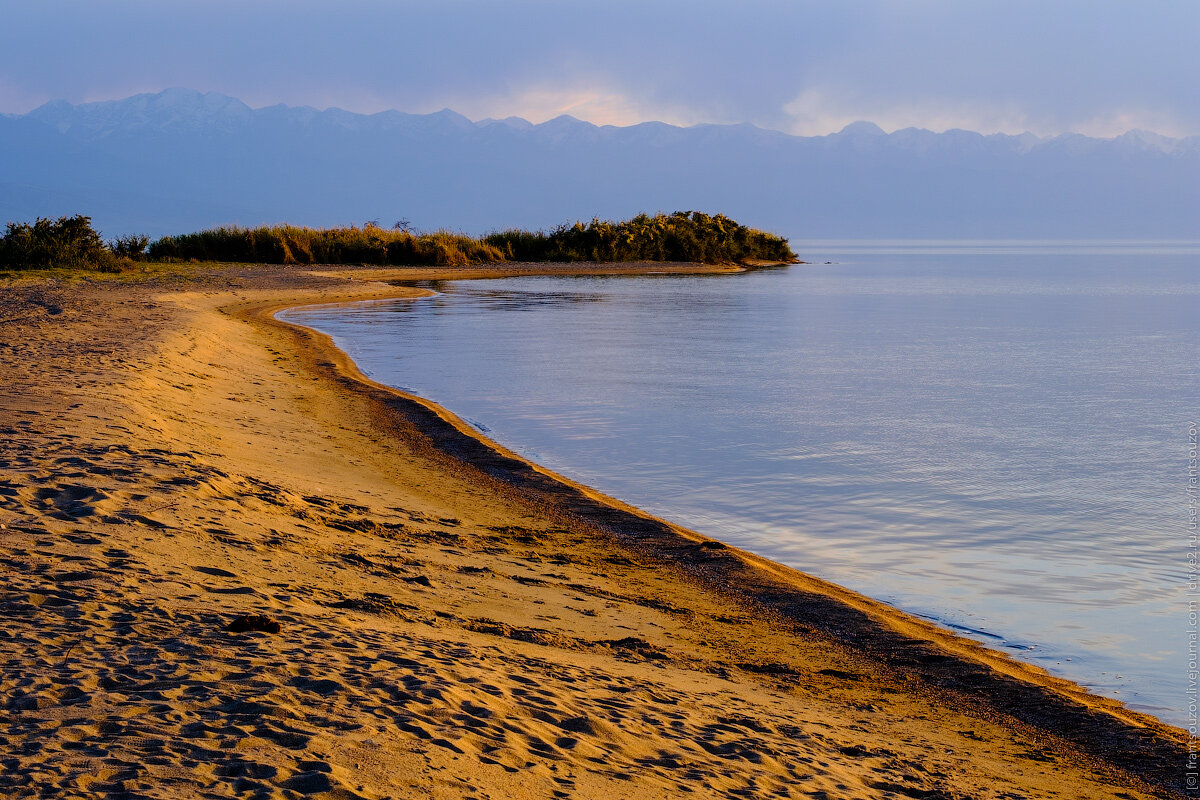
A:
[1,212,796,270]
[146,223,506,267]
[0,215,121,271]
[149,213,796,266]
[485,211,797,264]
[110,234,150,260]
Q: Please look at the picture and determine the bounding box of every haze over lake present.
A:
[283,241,1200,725]
[3,90,1196,239]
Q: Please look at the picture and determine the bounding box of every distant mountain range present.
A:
[2,88,1197,240]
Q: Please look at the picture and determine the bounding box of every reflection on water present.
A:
[399,281,614,312]
[282,246,1200,725]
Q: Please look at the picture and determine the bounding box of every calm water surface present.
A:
[282,243,1200,725]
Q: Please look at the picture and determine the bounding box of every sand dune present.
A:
[0,265,1188,799]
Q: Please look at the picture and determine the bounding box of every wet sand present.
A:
[0,263,1188,799]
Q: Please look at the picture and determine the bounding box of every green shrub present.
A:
[110,234,150,260]
[7,212,794,269]
[146,224,505,267]
[484,212,795,264]
[0,215,118,271]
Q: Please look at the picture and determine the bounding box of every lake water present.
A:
[281,242,1200,726]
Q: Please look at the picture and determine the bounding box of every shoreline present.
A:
[279,270,1172,724]
[265,272,1183,724]
[0,262,1189,798]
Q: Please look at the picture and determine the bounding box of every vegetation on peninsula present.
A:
[483,212,796,264]
[0,212,797,272]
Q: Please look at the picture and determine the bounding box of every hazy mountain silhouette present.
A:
[2,88,1196,240]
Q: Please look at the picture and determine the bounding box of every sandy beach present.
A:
[0,262,1189,799]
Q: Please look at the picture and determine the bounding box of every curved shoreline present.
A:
[1,262,1188,798]
[245,267,1186,793]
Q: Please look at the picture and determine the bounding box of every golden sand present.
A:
[0,264,1187,798]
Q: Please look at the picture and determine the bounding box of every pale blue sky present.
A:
[2,0,1196,136]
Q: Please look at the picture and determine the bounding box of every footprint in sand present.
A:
[192,566,238,578]
[32,484,113,519]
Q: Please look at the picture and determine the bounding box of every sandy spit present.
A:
[0,262,1188,799]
